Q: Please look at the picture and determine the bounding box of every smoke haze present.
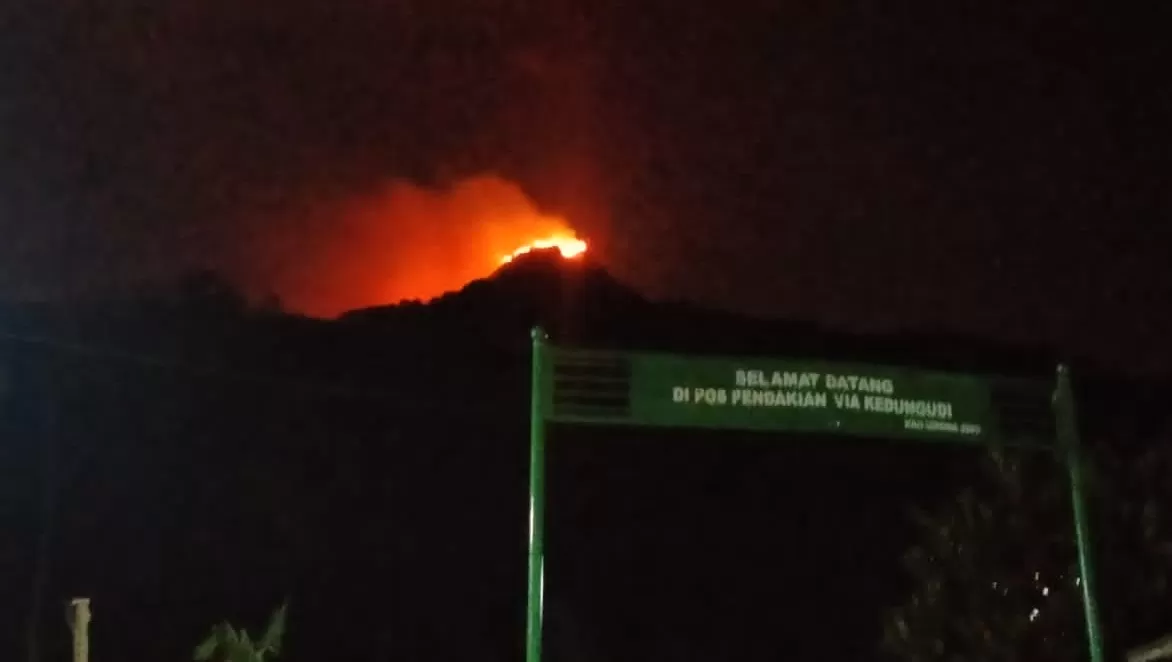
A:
[234,175,580,317]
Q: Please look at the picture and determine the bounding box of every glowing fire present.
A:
[500,235,588,264]
[240,175,593,318]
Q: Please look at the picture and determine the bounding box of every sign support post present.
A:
[1055,364,1106,662]
[525,328,548,662]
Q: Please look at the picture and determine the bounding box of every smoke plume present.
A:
[245,175,582,317]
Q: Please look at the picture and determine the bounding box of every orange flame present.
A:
[242,175,591,318]
[500,235,588,264]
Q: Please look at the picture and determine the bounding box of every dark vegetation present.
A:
[2,250,1168,661]
[885,444,1172,661]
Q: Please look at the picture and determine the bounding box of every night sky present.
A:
[2,1,1170,370]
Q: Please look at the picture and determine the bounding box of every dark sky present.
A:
[2,1,1170,371]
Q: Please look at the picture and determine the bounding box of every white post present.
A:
[68,598,91,662]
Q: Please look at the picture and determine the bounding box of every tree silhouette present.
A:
[883,444,1172,661]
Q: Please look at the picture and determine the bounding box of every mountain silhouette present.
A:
[0,248,1075,378]
[0,256,1168,662]
[339,247,1060,378]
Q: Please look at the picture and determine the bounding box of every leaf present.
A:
[259,603,287,654]
[194,602,290,662]
[193,633,220,661]
[229,646,257,662]
[219,623,240,646]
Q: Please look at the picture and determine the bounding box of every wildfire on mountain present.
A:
[250,175,588,317]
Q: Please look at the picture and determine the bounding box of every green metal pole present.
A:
[526,327,548,662]
[1055,364,1105,662]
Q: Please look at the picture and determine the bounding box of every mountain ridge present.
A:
[0,248,1141,381]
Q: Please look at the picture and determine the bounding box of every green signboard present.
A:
[542,347,1053,445]
[526,331,1102,662]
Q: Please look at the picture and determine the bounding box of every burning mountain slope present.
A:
[240,175,590,319]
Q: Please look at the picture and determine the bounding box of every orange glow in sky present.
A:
[256,175,587,318]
